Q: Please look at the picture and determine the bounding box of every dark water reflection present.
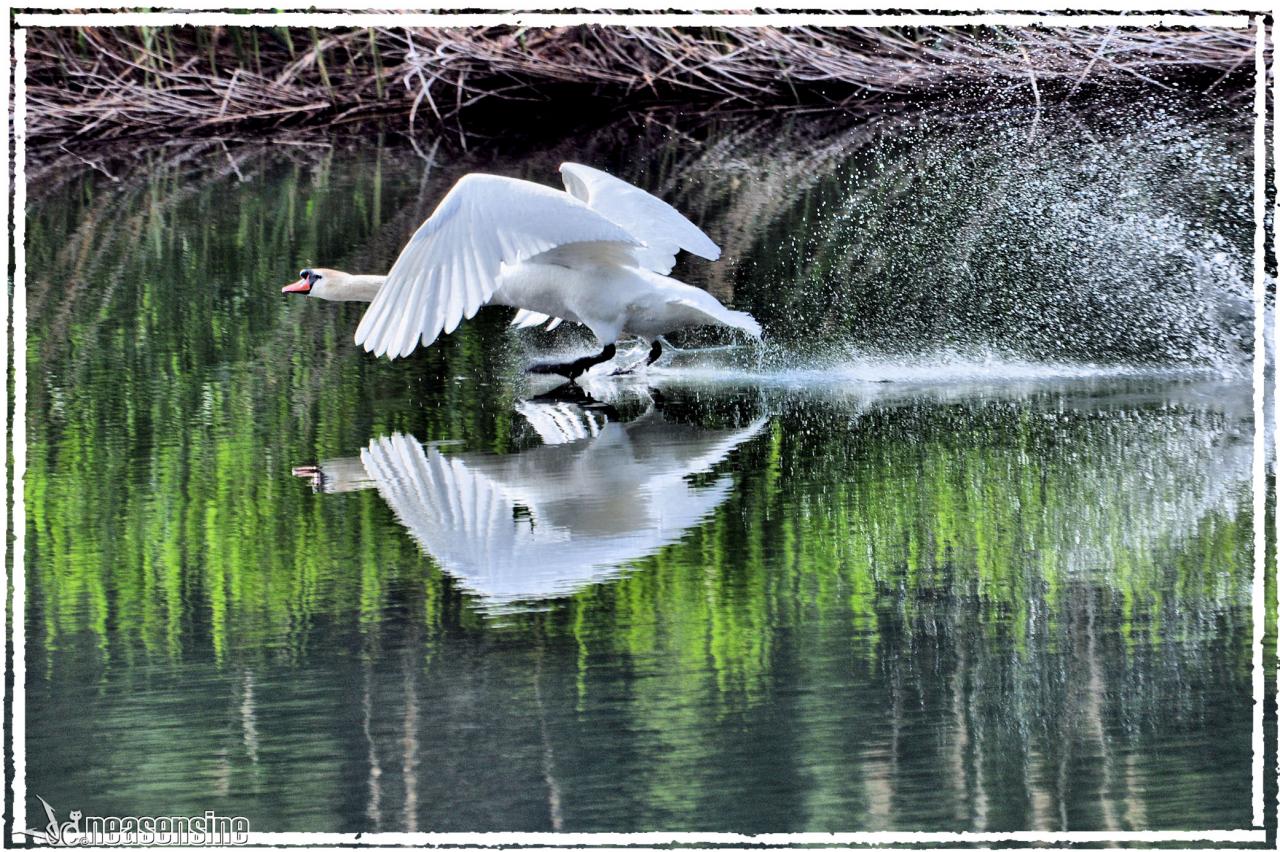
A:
[25,102,1261,834]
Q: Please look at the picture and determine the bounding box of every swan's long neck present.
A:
[334,274,386,303]
[289,269,387,302]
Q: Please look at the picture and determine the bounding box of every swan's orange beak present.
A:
[282,278,311,294]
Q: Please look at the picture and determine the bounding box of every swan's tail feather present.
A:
[667,295,762,340]
[719,309,762,340]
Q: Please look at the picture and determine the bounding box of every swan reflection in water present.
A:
[295,396,767,609]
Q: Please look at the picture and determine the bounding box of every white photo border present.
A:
[5,6,1274,849]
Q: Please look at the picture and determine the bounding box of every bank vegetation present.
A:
[26,19,1259,152]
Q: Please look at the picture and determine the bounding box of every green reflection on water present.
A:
[25,105,1262,834]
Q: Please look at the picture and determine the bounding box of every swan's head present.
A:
[282,268,382,302]
[292,460,376,493]
[283,267,339,299]
[292,463,327,491]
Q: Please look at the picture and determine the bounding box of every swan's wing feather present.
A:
[559,163,720,274]
[510,309,567,331]
[532,240,639,270]
[355,173,640,359]
[511,309,550,329]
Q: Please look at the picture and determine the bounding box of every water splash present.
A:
[678,99,1261,378]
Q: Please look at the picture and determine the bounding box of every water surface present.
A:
[25,101,1263,835]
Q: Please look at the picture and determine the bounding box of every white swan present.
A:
[295,400,767,609]
[283,163,761,380]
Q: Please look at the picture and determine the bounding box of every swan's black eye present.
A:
[307,272,321,285]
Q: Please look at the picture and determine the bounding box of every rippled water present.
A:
[24,100,1266,835]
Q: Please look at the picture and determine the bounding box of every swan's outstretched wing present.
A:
[559,163,720,274]
[355,173,639,359]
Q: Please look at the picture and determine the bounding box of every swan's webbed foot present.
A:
[611,340,663,376]
[527,343,617,383]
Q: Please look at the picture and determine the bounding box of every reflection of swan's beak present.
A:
[291,458,376,494]
[292,465,322,489]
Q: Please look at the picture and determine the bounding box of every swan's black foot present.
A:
[527,343,617,383]
[611,340,663,376]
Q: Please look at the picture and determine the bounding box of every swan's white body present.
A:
[287,163,760,360]
[488,253,753,345]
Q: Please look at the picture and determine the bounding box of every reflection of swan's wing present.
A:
[675,415,769,475]
[361,434,531,565]
[356,432,649,607]
[355,173,639,359]
[357,415,764,610]
[628,415,769,479]
[560,162,720,274]
[515,401,606,446]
